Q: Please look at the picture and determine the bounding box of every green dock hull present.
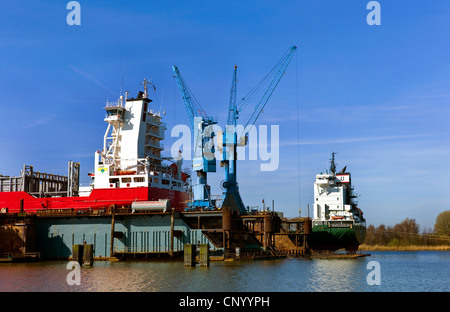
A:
[308,223,366,252]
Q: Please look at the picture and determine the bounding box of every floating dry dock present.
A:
[0,206,324,261]
[1,206,368,262]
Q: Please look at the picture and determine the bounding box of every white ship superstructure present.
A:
[313,153,363,225]
[309,153,366,252]
[90,80,188,195]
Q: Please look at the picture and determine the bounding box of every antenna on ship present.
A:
[141,78,150,98]
[120,57,127,99]
[330,152,337,175]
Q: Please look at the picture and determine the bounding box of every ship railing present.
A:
[104,114,124,122]
[29,191,69,198]
[115,246,183,253]
[147,109,167,119]
[35,208,108,217]
[106,99,124,108]
[146,116,166,127]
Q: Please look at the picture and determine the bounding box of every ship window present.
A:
[153,178,159,184]
[162,179,170,185]
[122,177,132,183]
[134,177,145,183]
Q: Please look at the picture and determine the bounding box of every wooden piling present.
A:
[110,209,115,257]
[83,244,94,266]
[184,244,196,267]
[72,244,84,264]
[199,244,210,267]
[170,210,174,257]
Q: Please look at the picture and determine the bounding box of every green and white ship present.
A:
[308,153,366,252]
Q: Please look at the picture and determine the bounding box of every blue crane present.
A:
[221,46,297,215]
[172,65,218,211]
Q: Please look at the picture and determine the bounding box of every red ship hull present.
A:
[0,187,189,213]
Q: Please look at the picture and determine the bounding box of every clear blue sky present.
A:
[1,1,450,230]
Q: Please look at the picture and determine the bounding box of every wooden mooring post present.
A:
[184,244,196,267]
[72,244,84,264]
[170,210,174,257]
[83,244,93,266]
[72,244,94,266]
[110,208,115,257]
[199,244,210,267]
[184,244,210,267]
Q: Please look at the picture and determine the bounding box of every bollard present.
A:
[83,244,94,266]
[72,244,84,265]
[199,244,210,267]
[184,244,196,267]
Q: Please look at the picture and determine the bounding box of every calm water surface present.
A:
[0,251,448,292]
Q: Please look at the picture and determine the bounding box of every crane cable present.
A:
[237,46,293,113]
[296,49,301,217]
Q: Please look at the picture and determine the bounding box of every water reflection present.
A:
[0,252,448,292]
[306,259,364,292]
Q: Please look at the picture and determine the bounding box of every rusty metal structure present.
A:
[0,205,313,262]
[181,208,312,260]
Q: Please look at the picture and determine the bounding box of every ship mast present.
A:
[141,78,151,99]
[329,152,337,175]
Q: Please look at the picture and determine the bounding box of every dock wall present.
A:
[0,223,35,256]
[35,214,217,259]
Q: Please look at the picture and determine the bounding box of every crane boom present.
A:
[243,46,297,135]
[227,65,238,126]
[172,64,218,211]
[172,65,196,130]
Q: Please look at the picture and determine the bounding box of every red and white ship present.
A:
[0,80,190,213]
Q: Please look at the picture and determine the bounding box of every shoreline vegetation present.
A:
[361,213,450,251]
[359,244,450,251]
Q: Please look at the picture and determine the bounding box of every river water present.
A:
[0,251,448,292]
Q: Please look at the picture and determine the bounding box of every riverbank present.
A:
[359,244,450,251]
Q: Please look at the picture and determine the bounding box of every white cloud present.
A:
[22,114,57,129]
[279,133,434,146]
[69,65,115,95]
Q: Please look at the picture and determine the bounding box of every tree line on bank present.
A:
[364,210,450,246]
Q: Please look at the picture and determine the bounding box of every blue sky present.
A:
[1,1,450,230]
